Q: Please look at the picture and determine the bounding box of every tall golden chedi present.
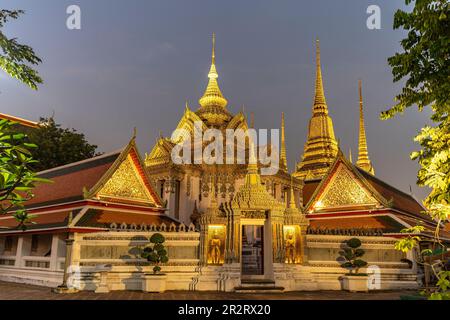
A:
[356,79,375,175]
[293,40,338,180]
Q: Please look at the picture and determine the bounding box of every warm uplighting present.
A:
[314,200,324,209]
[207,225,226,265]
[283,225,301,264]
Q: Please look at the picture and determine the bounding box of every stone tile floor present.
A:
[0,281,420,300]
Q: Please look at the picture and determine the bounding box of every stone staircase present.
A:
[234,279,284,293]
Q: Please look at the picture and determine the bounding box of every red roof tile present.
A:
[357,167,427,218]
[302,180,321,205]
[0,210,72,232]
[25,152,120,208]
[77,209,177,228]
[309,215,405,232]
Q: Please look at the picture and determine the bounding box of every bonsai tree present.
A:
[339,238,368,275]
[141,233,169,274]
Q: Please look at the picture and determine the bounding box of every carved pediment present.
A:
[171,107,206,144]
[242,211,267,219]
[226,112,248,131]
[313,163,379,210]
[145,138,174,166]
[97,155,155,204]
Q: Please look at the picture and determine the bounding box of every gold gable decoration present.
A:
[98,155,153,204]
[145,138,175,166]
[313,163,378,210]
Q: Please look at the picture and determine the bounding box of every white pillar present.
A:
[14,236,24,268]
[50,234,65,271]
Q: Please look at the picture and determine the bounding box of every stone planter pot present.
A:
[342,275,369,292]
[142,274,167,293]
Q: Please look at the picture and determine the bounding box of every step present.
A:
[234,285,285,293]
[236,279,284,292]
[241,279,275,286]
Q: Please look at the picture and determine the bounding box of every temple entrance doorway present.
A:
[241,225,264,276]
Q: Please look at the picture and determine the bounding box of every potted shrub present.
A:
[338,238,369,292]
[141,233,169,293]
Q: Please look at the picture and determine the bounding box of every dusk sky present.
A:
[1,0,430,199]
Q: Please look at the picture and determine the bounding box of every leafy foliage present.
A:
[383,0,450,300]
[141,233,169,274]
[0,9,42,90]
[381,0,449,122]
[0,120,47,228]
[395,226,425,253]
[411,122,450,221]
[25,117,99,171]
[338,238,368,274]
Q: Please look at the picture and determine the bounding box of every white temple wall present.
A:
[0,234,66,287]
[0,232,420,291]
[301,234,419,291]
[70,229,200,291]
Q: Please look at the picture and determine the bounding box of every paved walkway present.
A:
[0,281,420,300]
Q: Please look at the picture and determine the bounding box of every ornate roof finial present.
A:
[356,79,375,175]
[313,38,327,111]
[212,32,216,65]
[280,112,287,171]
[349,148,353,163]
[198,33,228,110]
[209,32,217,79]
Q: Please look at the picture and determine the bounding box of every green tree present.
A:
[338,238,368,275]
[0,8,44,229]
[0,9,42,90]
[0,120,46,227]
[383,0,450,300]
[141,233,169,274]
[26,117,99,171]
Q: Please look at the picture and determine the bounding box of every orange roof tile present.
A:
[25,152,120,208]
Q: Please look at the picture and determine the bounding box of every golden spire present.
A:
[243,135,262,187]
[198,33,228,109]
[280,112,287,171]
[289,177,297,209]
[349,148,353,163]
[247,136,258,175]
[356,79,375,175]
[293,39,338,181]
[313,39,327,111]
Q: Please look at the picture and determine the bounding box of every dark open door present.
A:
[241,225,264,275]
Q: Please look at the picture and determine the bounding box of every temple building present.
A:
[145,33,297,225]
[1,36,447,292]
